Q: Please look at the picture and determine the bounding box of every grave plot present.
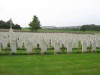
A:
[10,40,17,53]
[0,32,100,54]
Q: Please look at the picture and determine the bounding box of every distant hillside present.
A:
[42,26,81,29]
[42,26,57,29]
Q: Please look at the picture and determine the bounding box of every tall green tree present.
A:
[29,15,41,31]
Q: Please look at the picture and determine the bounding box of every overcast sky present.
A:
[0,0,100,27]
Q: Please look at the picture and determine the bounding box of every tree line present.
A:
[29,15,100,32]
[0,20,22,29]
[1,16,100,32]
[80,24,100,31]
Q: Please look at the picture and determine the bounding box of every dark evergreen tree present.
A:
[29,15,41,31]
[13,24,22,29]
[0,19,22,29]
[80,24,100,31]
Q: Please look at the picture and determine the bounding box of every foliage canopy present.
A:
[0,19,22,29]
[29,15,41,31]
[80,24,100,31]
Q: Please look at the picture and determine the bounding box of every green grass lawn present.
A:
[21,28,100,34]
[1,28,100,34]
[0,51,100,75]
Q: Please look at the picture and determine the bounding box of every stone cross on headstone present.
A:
[9,18,12,29]
[9,18,13,33]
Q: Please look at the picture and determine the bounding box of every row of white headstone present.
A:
[0,32,99,54]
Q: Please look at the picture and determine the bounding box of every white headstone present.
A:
[54,43,61,54]
[2,39,8,49]
[26,41,33,53]
[67,42,73,53]
[82,42,87,53]
[17,40,23,49]
[91,40,96,52]
[32,40,37,48]
[10,40,17,53]
[40,42,47,54]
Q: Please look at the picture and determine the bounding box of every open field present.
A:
[22,28,100,33]
[0,48,100,75]
[20,29,100,34]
